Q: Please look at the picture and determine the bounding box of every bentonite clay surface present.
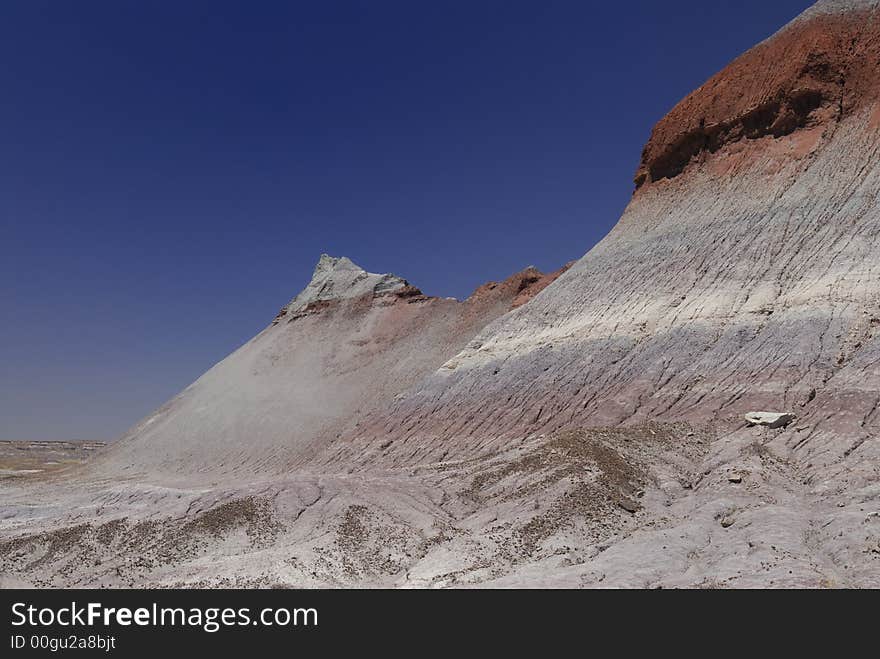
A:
[2,0,880,588]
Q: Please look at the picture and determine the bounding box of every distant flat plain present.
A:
[0,440,106,477]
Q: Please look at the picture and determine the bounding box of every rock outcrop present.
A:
[744,412,797,429]
[273,254,410,323]
[635,0,880,188]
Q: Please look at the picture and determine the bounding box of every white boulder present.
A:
[744,411,796,429]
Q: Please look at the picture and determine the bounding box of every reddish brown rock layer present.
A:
[510,263,573,309]
[635,9,880,188]
[467,263,573,311]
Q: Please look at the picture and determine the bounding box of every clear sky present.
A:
[1,0,814,440]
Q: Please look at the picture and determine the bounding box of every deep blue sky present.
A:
[1,0,813,440]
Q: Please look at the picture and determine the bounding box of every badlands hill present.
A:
[331,0,880,477]
[1,0,879,588]
[91,254,567,479]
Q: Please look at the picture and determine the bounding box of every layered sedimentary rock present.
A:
[335,0,880,493]
[91,255,567,480]
[91,0,880,488]
[636,0,880,188]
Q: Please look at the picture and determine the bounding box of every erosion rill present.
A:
[1,0,879,588]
